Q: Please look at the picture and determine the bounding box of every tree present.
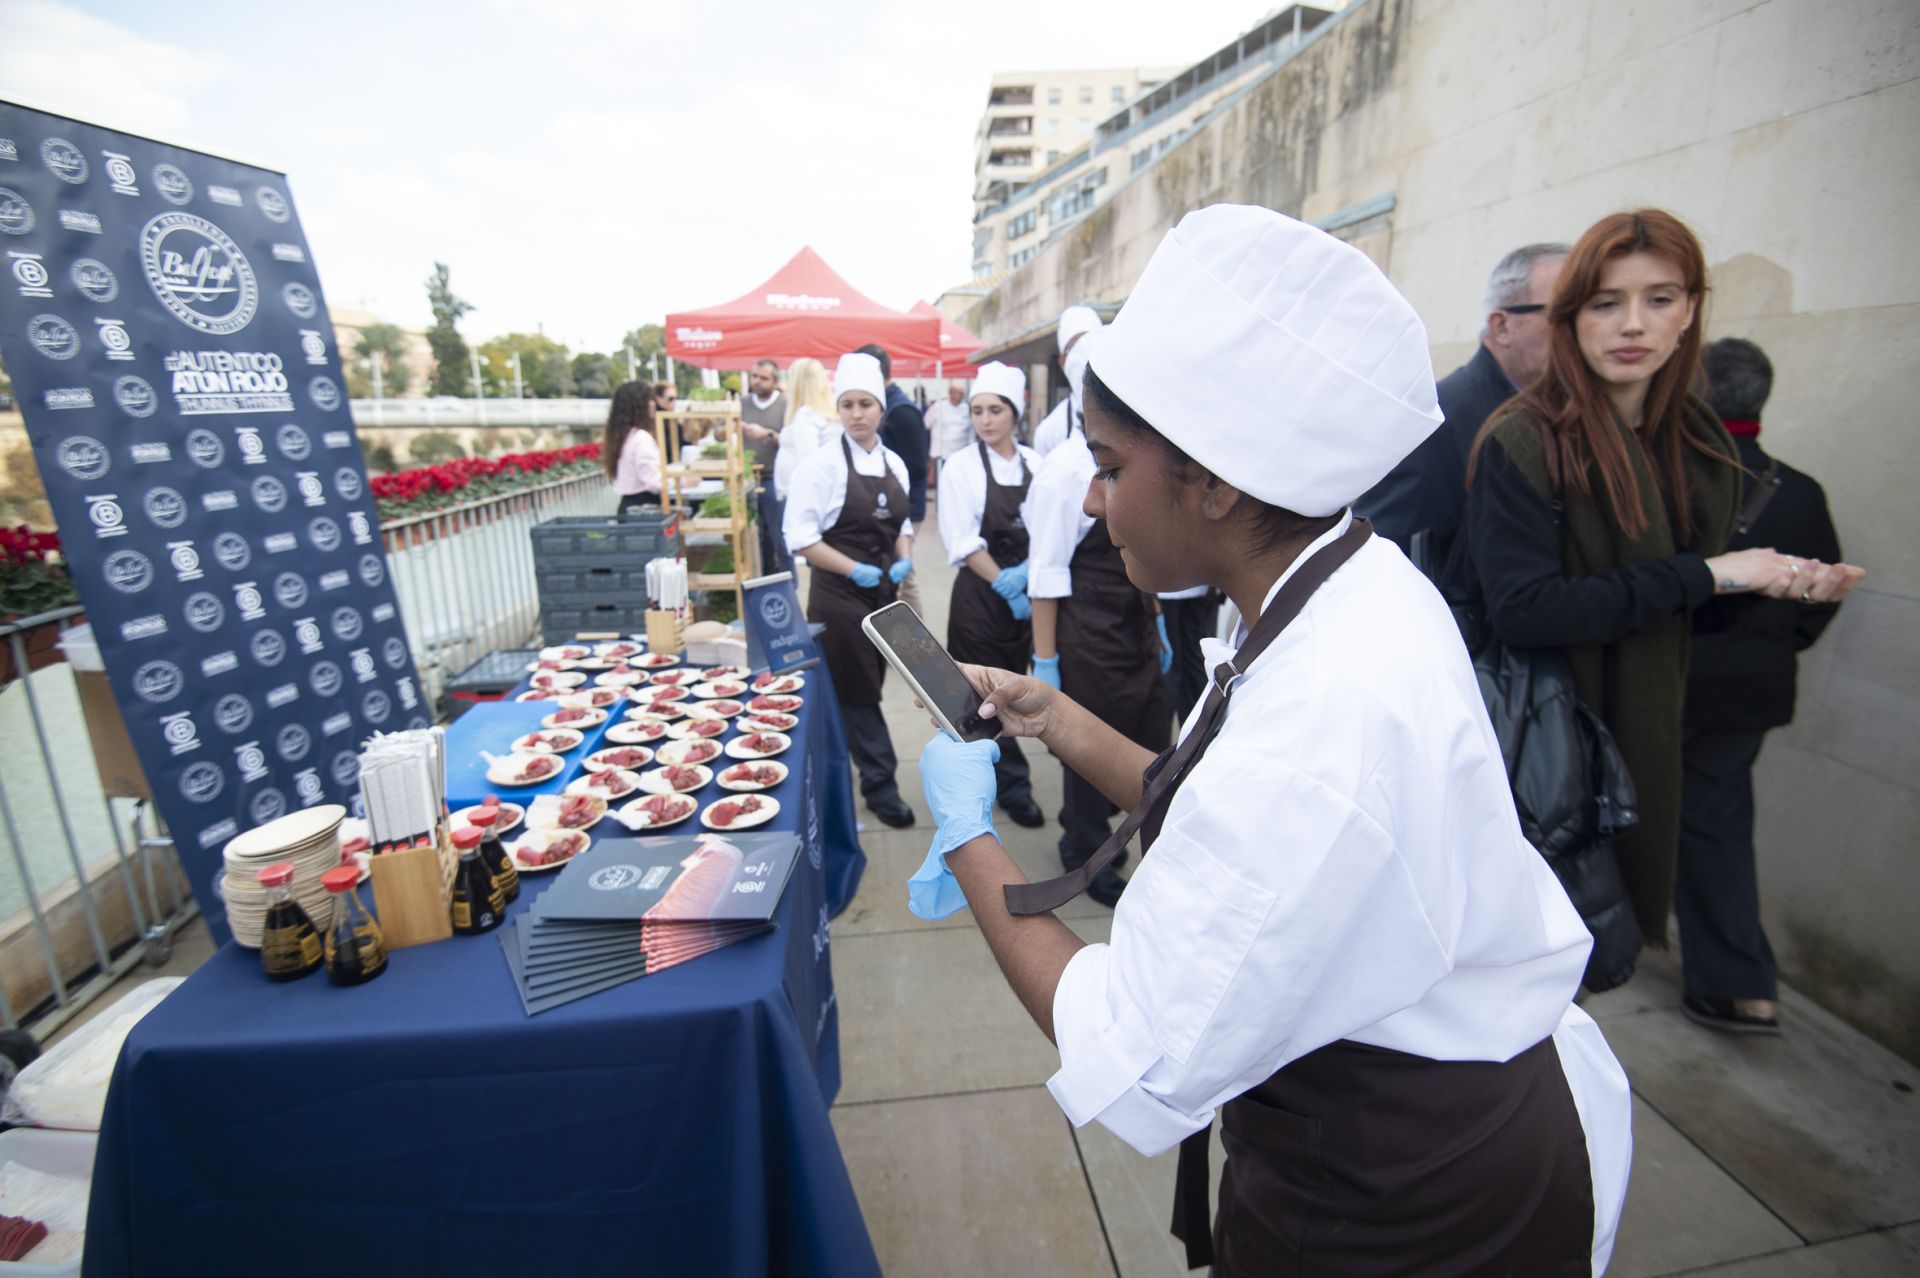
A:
[571,352,614,398]
[617,323,697,394]
[349,322,412,398]
[425,262,473,396]
[477,333,576,398]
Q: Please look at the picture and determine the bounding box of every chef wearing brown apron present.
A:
[1025,341,1172,907]
[934,362,1046,829]
[905,207,1632,1274]
[783,351,918,829]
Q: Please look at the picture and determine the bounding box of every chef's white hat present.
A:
[1056,305,1101,354]
[832,352,886,406]
[1092,204,1442,516]
[1063,327,1098,416]
[969,361,1026,415]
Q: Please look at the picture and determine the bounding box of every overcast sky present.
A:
[0,0,1291,351]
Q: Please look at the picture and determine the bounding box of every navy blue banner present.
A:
[0,101,423,944]
[742,571,820,674]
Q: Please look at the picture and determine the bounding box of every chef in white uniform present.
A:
[906,205,1632,1276]
[1029,305,1102,457]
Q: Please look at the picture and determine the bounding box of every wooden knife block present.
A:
[368,834,455,948]
[645,609,685,655]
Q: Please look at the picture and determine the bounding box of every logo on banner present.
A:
[133,659,184,703]
[0,187,34,235]
[58,210,102,234]
[759,591,793,631]
[143,487,188,528]
[26,313,79,359]
[96,317,134,360]
[234,424,266,464]
[319,569,349,592]
[201,650,239,676]
[168,540,204,582]
[298,473,326,508]
[362,689,391,723]
[183,591,224,632]
[255,186,290,222]
[214,694,253,734]
[276,423,311,459]
[321,712,352,737]
[85,493,127,538]
[276,724,311,761]
[348,510,372,545]
[9,251,51,298]
[252,629,287,666]
[333,467,363,501]
[251,475,288,512]
[263,532,296,554]
[185,428,225,468]
[588,864,643,892]
[371,602,394,623]
[40,138,87,184]
[308,375,340,411]
[312,660,345,696]
[120,615,166,642]
[234,580,266,622]
[0,138,13,160]
[235,742,269,783]
[294,617,323,654]
[56,436,110,480]
[271,243,305,263]
[298,329,326,364]
[249,789,287,824]
[282,281,317,319]
[153,163,192,205]
[141,211,258,334]
[330,606,362,641]
[43,387,93,409]
[197,819,237,849]
[133,442,172,465]
[167,349,291,414]
[309,517,341,552]
[358,554,384,587]
[72,257,119,301]
[674,326,722,349]
[350,647,376,682]
[103,548,153,594]
[765,292,841,311]
[209,185,241,207]
[103,151,139,196]
[273,572,308,609]
[323,431,351,449]
[212,531,251,570]
[160,711,200,755]
[114,374,157,416]
[179,761,224,804]
[330,751,359,787]
[294,768,323,804]
[266,682,299,709]
[383,636,408,670]
[396,676,418,710]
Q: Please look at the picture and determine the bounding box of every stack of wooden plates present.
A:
[221,805,347,948]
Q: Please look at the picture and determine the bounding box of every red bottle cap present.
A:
[467,808,497,828]
[451,827,482,849]
[320,865,359,892]
[256,862,294,888]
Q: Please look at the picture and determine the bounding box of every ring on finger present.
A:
[1802,590,1814,603]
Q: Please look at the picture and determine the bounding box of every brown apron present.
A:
[806,436,907,706]
[946,440,1032,671]
[1058,514,1170,750]
[1011,520,1595,1275]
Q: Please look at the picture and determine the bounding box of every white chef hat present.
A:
[832,352,886,405]
[969,361,1026,415]
[1063,326,1099,416]
[1092,204,1443,516]
[1056,305,1101,354]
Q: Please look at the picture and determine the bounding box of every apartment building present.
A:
[973,67,1174,217]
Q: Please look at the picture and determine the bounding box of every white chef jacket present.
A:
[925,399,975,462]
[1021,431,1097,599]
[772,405,841,502]
[1046,513,1633,1275]
[781,433,913,551]
[1031,397,1073,457]
[936,441,1041,566]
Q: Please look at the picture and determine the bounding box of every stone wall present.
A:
[962,0,1920,1057]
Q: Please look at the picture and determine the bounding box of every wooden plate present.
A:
[509,828,590,872]
[666,717,729,741]
[682,699,745,720]
[716,760,789,793]
[637,763,713,795]
[512,727,584,755]
[657,738,725,767]
[701,794,781,831]
[616,792,697,830]
[749,673,807,696]
[540,706,609,730]
[583,745,655,772]
[485,753,565,787]
[606,719,671,744]
[739,712,798,734]
[566,768,642,801]
[725,730,792,760]
[691,679,750,700]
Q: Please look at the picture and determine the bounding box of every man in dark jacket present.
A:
[1679,337,1845,1036]
[1361,242,1567,558]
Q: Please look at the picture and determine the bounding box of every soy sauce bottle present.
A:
[449,828,504,935]
[467,807,519,904]
[257,862,322,981]
[320,864,388,985]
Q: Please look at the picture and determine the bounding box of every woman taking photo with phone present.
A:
[902,206,1632,1275]
[602,380,661,513]
[782,351,918,829]
[934,362,1046,829]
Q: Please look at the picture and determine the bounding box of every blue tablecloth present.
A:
[84,658,874,1277]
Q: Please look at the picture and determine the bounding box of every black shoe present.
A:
[1087,867,1129,909]
[867,795,916,829]
[1002,794,1044,828]
[1682,995,1781,1036]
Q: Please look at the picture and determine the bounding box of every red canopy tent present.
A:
[664,247,942,372]
[891,301,982,380]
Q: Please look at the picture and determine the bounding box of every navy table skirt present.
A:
[83,661,876,1277]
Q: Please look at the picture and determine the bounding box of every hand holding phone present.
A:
[862,602,1004,743]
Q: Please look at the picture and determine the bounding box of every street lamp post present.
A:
[469,347,486,426]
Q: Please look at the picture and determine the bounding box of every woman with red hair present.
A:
[1463,209,1860,1021]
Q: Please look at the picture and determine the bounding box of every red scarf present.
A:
[1722,417,1760,437]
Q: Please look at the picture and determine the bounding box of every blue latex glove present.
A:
[1157,614,1174,674]
[909,735,1002,920]
[847,562,883,588]
[1031,653,1061,690]
[1007,592,1032,622]
[888,559,913,584]
[990,561,1029,602]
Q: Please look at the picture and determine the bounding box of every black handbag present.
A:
[1416,527,1645,992]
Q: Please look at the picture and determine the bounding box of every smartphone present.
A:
[861,601,1004,743]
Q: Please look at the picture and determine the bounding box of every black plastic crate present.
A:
[438,647,541,720]
[540,600,652,641]
[534,564,652,597]
[531,514,681,573]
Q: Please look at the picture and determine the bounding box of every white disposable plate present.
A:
[559,688,625,711]
[540,644,593,661]
[566,768,642,800]
[486,753,566,787]
[512,727,584,754]
[749,674,807,696]
[529,792,611,831]
[593,669,650,688]
[541,707,609,731]
[451,802,525,835]
[225,805,347,861]
[625,697,687,720]
[739,712,798,734]
[515,689,563,702]
[745,694,804,715]
[716,760,789,793]
[595,641,644,660]
[701,794,781,831]
[691,679,750,700]
[525,659,580,673]
[637,763,713,795]
[666,717,729,741]
[656,738,725,767]
[641,685,691,703]
[699,665,754,682]
[682,699,745,720]
[583,745,655,772]
[725,730,792,760]
[631,652,681,668]
[646,668,698,687]
[509,828,590,872]
[569,657,614,672]
[606,719,670,744]
[528,670,588,690]
[617,792,698,830]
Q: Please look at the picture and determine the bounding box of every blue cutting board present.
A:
[444,698,611,809]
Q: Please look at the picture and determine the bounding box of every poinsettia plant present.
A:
[0,524,78,618]
[371,442,601,520]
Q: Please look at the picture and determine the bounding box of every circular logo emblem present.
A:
[310,661,344,697]
[183,591,225,632]
[406,715,430,731]
[133,658,184,703]
[237,429,266,461]
[26,313,80,360]
[236,585,265,618]
[362,689,391,723]
[237,746,266,777]
[276,423,311,459]
[358,554,385,587]
[758,591,793,630]
[40,138,87,184]
[144,487,188,528]
[252,629,288,667]
[153,164,193,206]
[350,651,376,681]
[139,211,259,335]
[162,717,197,749]
[383,636,408,670]
[297,473,325,505]
[273,572,308,609]
[334,466,364,501]
[185,428,226,468]
[249,788,287,824]
[0,187,35,236]
[330,750,359,786]
[283,281,317,319]
[348,511,371,541]
[251,475,288,513]
[588,864,643,892]
[89,498,125,533]
[214,693,253,734]
[308,517,341,553]
[104,153,137,190]
[56,436,110,481]
[11,256,47,292]
[98,321,132,356]
[256,186,290,222]
[308,375,341,411]
[114,374,158,417]
[70,258,120,302]
[169,542,201,578]
[296,771,324,802]
[275,723,310,761]
[330,606,363,641]
[179,761,224,804]
[299,330,326,362]
[295,618,321,649]
[213,531,252,571]
[103,549,154,594]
